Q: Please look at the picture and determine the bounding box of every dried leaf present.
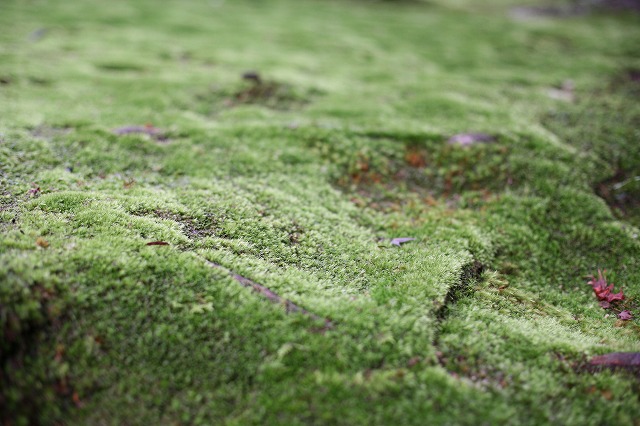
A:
[72,392,83,408]
[618,310,633,321]
[586,269,624,303]
[405,148,427,167]
[390,237,416,247]
[36,237,49,248]
[606,290,624,303]
[600,389,613,400]
[146,241,169,246]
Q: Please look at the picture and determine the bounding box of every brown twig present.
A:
[204,259,333,331]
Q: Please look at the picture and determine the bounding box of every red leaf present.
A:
[587,269,607,292]
[618,310,633,321]
[594,284,613,300]
[587,269,624,302]
[598,301,611,309]
[606,290,624,303]
[146,241,169,246]
[72,392,83,408]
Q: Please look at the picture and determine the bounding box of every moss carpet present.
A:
[1,0,639,424]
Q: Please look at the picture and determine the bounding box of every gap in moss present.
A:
[194,73,322,114]
[29,124,74,141]
[435,351,513,390]
[596,171,640,226]
[312,132,513,213]
[141,209,221,240]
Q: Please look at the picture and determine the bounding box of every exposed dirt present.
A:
[331,136,510,213]
[595,171,640,226]
[608,68,640,95]
[29,124,73,141]
[435,351,512,390]
[195,72,321,114]
[151,209,220,239]
[229,76,321,110]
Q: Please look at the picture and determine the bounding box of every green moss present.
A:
[1,0,639,424]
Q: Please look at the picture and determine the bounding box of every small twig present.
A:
[203,259,333,331]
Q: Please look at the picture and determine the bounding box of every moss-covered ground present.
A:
[1,0,640,424]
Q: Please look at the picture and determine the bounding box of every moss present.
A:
[1,0,640,424]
